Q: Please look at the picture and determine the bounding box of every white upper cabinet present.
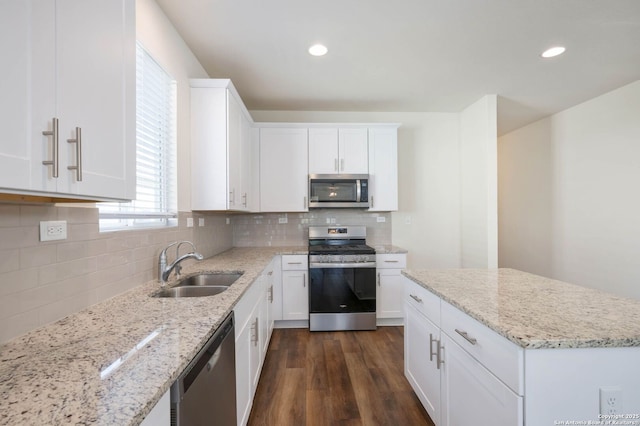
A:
[368,127,398,211]
[308,127,368,174]
[191,79,254,211]
[259,128,308,212]
[0,0,135,201]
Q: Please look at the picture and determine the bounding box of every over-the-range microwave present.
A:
[308,174,369,208]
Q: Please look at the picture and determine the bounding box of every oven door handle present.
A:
[309,262,377,269]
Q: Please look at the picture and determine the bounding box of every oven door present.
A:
[308,264,376,315]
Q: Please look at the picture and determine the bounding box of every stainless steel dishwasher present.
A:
[170,312,236,425]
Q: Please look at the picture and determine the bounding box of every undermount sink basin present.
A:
[152,272,243,298]
[176,272,242,287]
[153,285,230,298]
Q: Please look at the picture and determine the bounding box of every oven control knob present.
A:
[340,255,346,263]
[355,255,362,263]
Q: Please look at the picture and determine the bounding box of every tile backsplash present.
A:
[0,204,232,344]
[233,209,392,247]
[0,205,392,344]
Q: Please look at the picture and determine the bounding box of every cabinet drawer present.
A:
[376,253,407,269]
[281,255,308,270]
[441,301,523,394]
[404,277,440,327]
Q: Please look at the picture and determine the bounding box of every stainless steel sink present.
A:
[176,272,242,287]
[152,272,242,298]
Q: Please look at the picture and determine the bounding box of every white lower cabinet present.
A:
[235,263,275,426]
[405,302,442,424]
[376,253,406,321]
[404,276,524,426]
[440,334,523,426]
[281,255,309,321]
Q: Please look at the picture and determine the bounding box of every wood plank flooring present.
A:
[248,327,435,426]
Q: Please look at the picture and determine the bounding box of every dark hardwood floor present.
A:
[247,327,435,426]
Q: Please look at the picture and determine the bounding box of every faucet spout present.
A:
[158,241,203,285]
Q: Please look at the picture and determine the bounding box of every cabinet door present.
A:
[405,302,441,424]
[227,91,242,209]
[0,1,56,193]
[56,0,135,200]
[271,256,283,321]
[260,274,273,356]
[259,128,308,212]
[235,315,252,426]
[239,112,253,211]
[441,334,523,426]
[377,269,405,319]
[281,270,309,320]
[368,127,398,211]
[338,128,368,174]
[308,128,339,174]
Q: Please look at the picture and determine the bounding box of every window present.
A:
[99,43,177,231]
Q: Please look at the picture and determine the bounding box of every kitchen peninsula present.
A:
[402,268,640,425]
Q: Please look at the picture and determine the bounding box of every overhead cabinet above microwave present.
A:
[308,128,369,174]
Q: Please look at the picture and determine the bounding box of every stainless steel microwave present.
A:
[308,174,369,208]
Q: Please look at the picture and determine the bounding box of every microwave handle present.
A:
[356,179,362,202]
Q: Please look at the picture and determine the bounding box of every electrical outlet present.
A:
[278,217,288,224]
[198,218,205,227]
[186,217,194,228]
[377,216,386,223]
[39,220,67,241]
[600,386,623,415]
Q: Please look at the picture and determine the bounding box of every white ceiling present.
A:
[155,0,640,135]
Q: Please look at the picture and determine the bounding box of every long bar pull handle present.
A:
[371,195,375,208]
[67,127,82,181]
[303,273,306,287]
[340,158,344,171]
[269,285,274,303]
[242,193,247,207]
[377,272,381,286]
[455,329,478,345]
[429,333,437,362]
[384,260,399,263]
[410,294,423,303]
[304,196,307,209]
[252,317,259,346]
[42,117,59,177]
[436,342,444,369]
[334,158,338,172]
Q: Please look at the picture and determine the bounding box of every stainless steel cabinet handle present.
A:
[384,260,399,263]
[334,158,338,172]
[455,329,478,345]
[242,193,247,207]
[252,318,259,346]
[42,117,59,177]
[410,294,422,303]
[267,271,273,276]
[229,189,235,205]
[429,333,437,362]
[269,285,274,303]
[371,195,375,208]
[340,158,344,171]
[287,262,302,265]
[304,196,307,209]
[67,127,82,181]
[303,273,306,287]
[436,342,444,369]
[377,272,380,286]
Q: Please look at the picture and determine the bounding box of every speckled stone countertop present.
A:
[0,247,305,426]
[373,245,408,254]
[403,268,640,350]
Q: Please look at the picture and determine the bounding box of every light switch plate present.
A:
[377,216,386,223]
[40,220,67,241]
[186,217,194,228]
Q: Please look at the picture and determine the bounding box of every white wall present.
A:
[136,0,209,211]
[460,95,498,268]
[250,110,462,269]
[498,80,640,300]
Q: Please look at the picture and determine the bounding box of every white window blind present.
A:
[99,43,177,231]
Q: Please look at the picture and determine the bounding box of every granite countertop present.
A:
[403,268,640,350]
[373,245,408,254]
[0,246,305,426]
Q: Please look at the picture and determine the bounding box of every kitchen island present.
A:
[0,247,304,426]
[402,268,640,425]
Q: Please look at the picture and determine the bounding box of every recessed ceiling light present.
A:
[308,44,328,57]
[541,46,566,58]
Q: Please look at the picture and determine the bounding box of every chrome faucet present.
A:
[158,241,204,285]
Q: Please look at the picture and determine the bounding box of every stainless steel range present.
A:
[308,226,377,331]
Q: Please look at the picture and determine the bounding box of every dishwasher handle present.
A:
[176,312,235,396]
